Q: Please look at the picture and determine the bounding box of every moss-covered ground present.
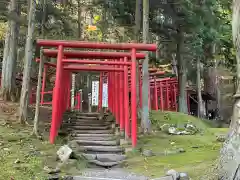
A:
[125,111,228,179]
[0,102,84,180]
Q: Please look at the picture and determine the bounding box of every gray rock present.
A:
[179,172,190,180]
[185,123,196,129]
[177,148,186,153]
[63,176,74,180]
[216,134,226,142]
[44,166,61,174]
[48,175,60,180]
[14,159,20,164]
[142,149,155,157]
[166,169,179,180]
[178,130,191,135]
[78,168,149,180]
[151,176,174,180]
[168,127,177,134]
[154,148,185,156]
[3,147,10,151]
[57,145,73,162]
[185,123,198,134]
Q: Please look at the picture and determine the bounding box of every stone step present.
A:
[79,145,124,153]
[71,130,114,134]
[72,176,148,180]
[76,140,119,146]
[88,159,123,168]
[73,136,116,141]
[74,116,99,120]
[67,119,110,124]
[73,117,113,122]
[62,122,112,127]
[76,112,100,117]
[67,125,110,130]
[82,153,126,162]
[71,133,115,138]
[71,169,149,180]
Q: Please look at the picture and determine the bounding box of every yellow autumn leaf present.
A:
[94,15,100,21]
[87,25,97,31]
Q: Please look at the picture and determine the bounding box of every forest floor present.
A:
[125,111,228,180]
[0,101,85,180]
[0,101,228,180]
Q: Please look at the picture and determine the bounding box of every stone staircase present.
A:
[62,111,126,168]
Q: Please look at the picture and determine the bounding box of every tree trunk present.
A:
[141,0,151,132]
[215,64,221,120]
[171,53,178,77]
[134,0,141,41]
[197,58,204,118]
[1,21,10,94]
[156,35,160,61]
[218,83,240,179]
[33,0,46,136]
[176,27,188,113]
[41,0,47,38]
[1,0,20,101]
[134,0,142,122]
[19,0,36,124]
[77,0,82,39]
[218,1,240,179]
[33,50,44,136]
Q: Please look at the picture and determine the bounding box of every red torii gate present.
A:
[36,39,157,147]
[36,50,146,108]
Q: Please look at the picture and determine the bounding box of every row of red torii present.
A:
[30,67,187,112]
[35,39,190,148]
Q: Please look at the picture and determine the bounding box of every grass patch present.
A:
[0,119,84,179]
[149,111,218,129]
[126,111,228,179]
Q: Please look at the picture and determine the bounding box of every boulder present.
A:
[166,169,179,180]
[57,145,73,162]
[179,172,190,180]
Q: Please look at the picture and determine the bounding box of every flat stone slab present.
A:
[82,153,126,162]
[72,130,114,134]
[73,168,149,180]
[68,120,110,125]
[88,159,123,167]
[71,133,115,137]
[75,116,98,120]
[76,140,119,146]
[68,126,110,130]
[63,122,112,126]
[73,136,115,141]
[80,145,124,153]
[76,112,100,117]
[151,177,173,180]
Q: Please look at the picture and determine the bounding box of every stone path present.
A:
[62,112,174,180]
[73,168,149,180]
[64,112,126,168]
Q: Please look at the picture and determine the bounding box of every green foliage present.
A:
[0,0,235,88]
